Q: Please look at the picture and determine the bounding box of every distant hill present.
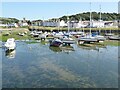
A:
[0,12,119,24]
[0,17,19,24]
[50,12,119,22]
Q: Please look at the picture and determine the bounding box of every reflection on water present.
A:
[2,41,118,88]
[49,46,62,52]
[49,45,75,54]
[5,49,16,59]
[77,43,107,51]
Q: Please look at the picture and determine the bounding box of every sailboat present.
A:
[53,19,64,39]
[49,38,62,47]
[62,16,75,45]
[94,4,106,42]
[78,2,98,44]
[108,35,120,40]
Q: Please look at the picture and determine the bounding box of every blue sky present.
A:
[1,2,118,20]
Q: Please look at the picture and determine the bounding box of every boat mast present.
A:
[43,17,45,29]
[67,16,70,33]
[99,4,101,34]
[90,2,92,36]
[58,18,60,31]
[81,17,84,32]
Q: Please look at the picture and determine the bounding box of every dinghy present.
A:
[5,38,16,50]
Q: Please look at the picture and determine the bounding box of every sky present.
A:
[1,2,119,20]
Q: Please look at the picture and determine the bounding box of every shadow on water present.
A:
[77,42,107,51]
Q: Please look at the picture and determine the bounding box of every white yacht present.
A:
[62,36,75,44]
[94,35,106,42]
[5,38,16,50]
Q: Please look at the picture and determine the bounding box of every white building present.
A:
[40,20,67,27]
[69,21,89,28]
[19,18,29,27]
[0,22,8,27]
[43,21,58,27]
[104,21,114,28]
[14,23,19,27]
[91,20,105,28]
[31,19,118,28]
[59,20,67,27]
[19,21,28,26]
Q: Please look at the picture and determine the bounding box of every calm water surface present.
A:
[1,41,118,88]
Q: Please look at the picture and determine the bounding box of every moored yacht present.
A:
[4,38,16,50]
[49,38,62,47]
[78,3,97,44]
[108,35,120,40]
[62,36,75,45]
[78,34,98,44]
[53,32,64,39]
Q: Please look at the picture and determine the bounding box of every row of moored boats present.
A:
[3,31,120,50]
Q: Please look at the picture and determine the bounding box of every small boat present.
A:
[108,36,120,40]
[70,31,77,35]
[105,33,114,36]
[37,31,42,34]
[4,38,16,50]
[76,31,85,35]
[78,34,98,44]
[94,35,106,42]
[30,31,40,37]
[53,32,64,39]
[49,38,62,47]
[18,33,25,36]
[64,32,72,37]
[40,34,46,40]
[78,37,98,42]
[33,33,39,37]
[46,32,53,37]
[74,35,81,38]
[62,36,75,45]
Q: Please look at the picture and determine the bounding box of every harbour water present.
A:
[1,40,119,88]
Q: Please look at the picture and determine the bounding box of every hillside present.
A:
[0,12,119,23]
[50,12,119,22]
[0,17,19,24]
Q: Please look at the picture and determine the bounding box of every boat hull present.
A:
[5,44,16,50]
[108,36,120,40]
[62,40,75,44]
[50,41,62,47]
[4,38,16,50]
[49,39,62,47]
